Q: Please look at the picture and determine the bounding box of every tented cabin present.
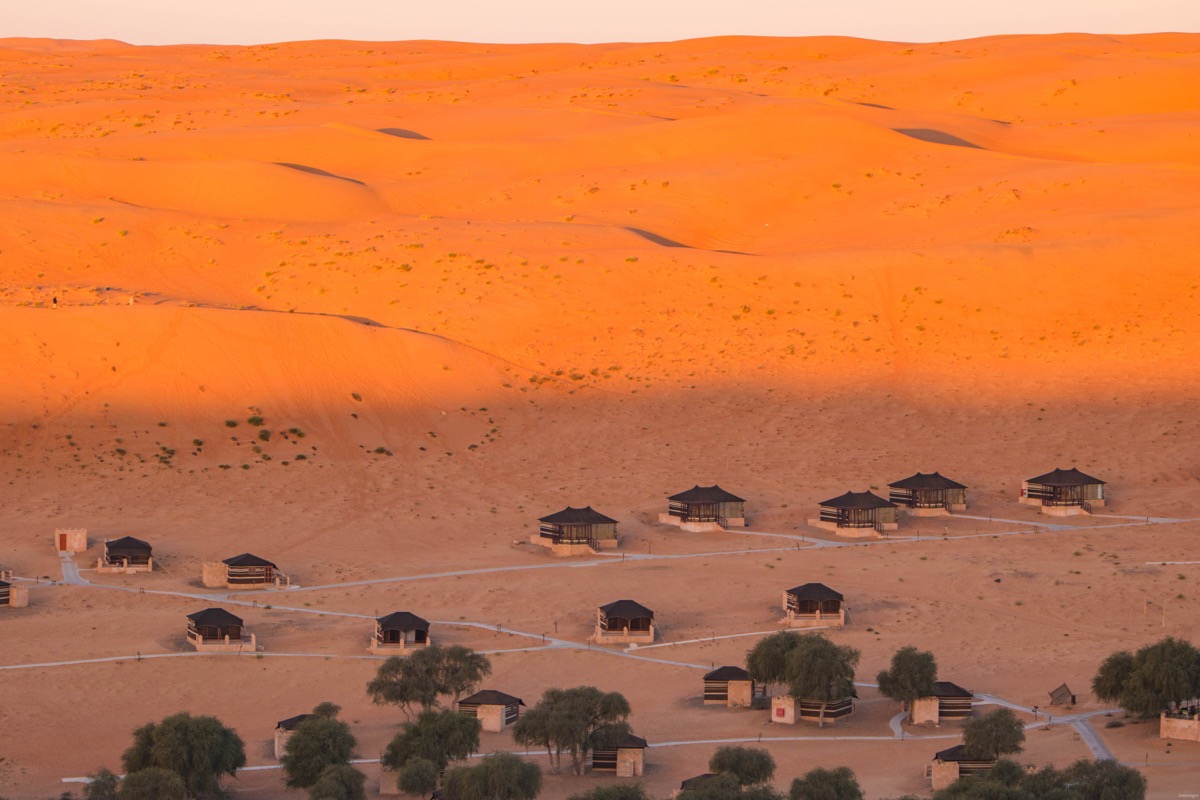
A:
[273,713,315,759]
[370,611,430,653]
[911,682,974,725]
[812,491,898,536]
[458,690,524,732]
[0,578,30,609]
[782,583,845,628]
[534,506,619,554]
[771,695,854,725]
[888,472,967,516]
[202,552,288,589]
[590,733,647,777]
[1020,467,1106,516]
[187,607,255,652]
[660,485,746,532]
[929,745,995,790]
[98,536,154,573]
[594,599,655,644]
[703,666,755,708]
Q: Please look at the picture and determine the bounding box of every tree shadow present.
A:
[892,129,982,149]
[377,128,431,140]
[274,163,366,185]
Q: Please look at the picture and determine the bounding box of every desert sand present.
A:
[0,33,1199,800]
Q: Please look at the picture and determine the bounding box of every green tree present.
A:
[962,709,1025,760]
[932,757,1145,800]
[1060,758,1146,800]
[708,746,776,786]
[746,631,803,689]
[281,712,357,788]
[396,758,439,798]
[120,712,245,798]
[442,752,541,800]
[367,646,493,716]
[1092,637,1200,718]
[312,701,342,719]
[383,708,482,773]
[307,764,367,800]
[566,786,652,800]
[783,634,860,727]
[116,768,187,800]
[789,766,863,800]
[83,768,119,800]
[512,687,631,775]
[441,645,494,709]
[876,646,938,720]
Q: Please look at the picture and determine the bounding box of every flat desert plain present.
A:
[1,33,1199,799]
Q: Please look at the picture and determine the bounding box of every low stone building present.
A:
[703,666,755,708]
[186,607,255,652]
[911,682,974,725]
[929,745,994,790]
[202,553,288,589]
[97,536,154,574]
[888,472,967,516]
[1019,467,1106,516]
[593,599,655,644]
[533,506,619,555]
[811,491,898,536]
[590,733,647,777]
[458,690,524,732]
[782,583,846,628]
[660,485,746,531]
[370,611,431,653]
[1162,701,1200,743]
[770,695,854,725]
[54,528,87,554]
[0,576,30,609]
[273,713,315,759]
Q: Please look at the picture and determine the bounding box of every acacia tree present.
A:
[789,766,863,800]
[442,752,542,800]
[83,768,119,800]
[962,708,1025,760]
[783,634,860,727]
[708,746,776,787]
[512,687,631,775]
[367,646,493,716]
[396,758,439,799]
[307,764,367,800]
[281,706,357,788]
[931,757,1145,800]
[876,646,938,721]
[1092,637,1200,720]
[116,768,187,800]
[746,632,803,691]
[566,787,652,800]
[121,712,245,798]
[383,708,482,793]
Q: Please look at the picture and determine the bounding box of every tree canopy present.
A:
[367,646,493,716]
[931,757,1145,800]
[745,631,860,726]
[789,766,863,800]
[442,752,542,800]
[512,686,631,775]
[876,646,938,717]
[382,708,482,773]
[281,708,357,788]
[708,746,776,786]
[962,709,1025,760]
[565,786,652,800]
[1092,636,1200,718]
[746,631,803,688]
[307,764,367,800]
[83,768,119,800]
[116,767,187,800]
[120,712,245,798]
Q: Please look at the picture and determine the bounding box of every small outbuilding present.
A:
[187,607,255,652]
[274,713,315,759]
[888,472,967,516]
[770,694,854,725]
[703,666,755,708]
[54,528,87,554]
[458,690,524,732]
[590,733,647,777]
[370,611,431,653]
[911,682,974,725]
[534,506,619,554]
[1019,467,1105,515]
[0,578,30,609]
[660,485,746,531]
[1161,700,1200,743]
[811,491,898,536]
[782,583,845,628]
[97,536,154,574]
[929,745,994,790]
[1048,683,1076,707]
[202,552,289,589]
[594,599,655,644]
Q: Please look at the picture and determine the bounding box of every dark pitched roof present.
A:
[538,506,618,525]
[680,774,717,791]
[187,607,243,627]
[934,744,968,762]
[377,611,429,631]
[1026,467,1105,486]
[0,579,10,589]
[705,666,750,681]
[223,552,277,568]
[888,472,967,491]
[614,734,647,749]
[818,490,896,509]
[668,484,745,503]
[599,599,654,619]
[933,681,972,698]
[785,583,843,603]
[460,690,524,706]
[276,713,315,731]
[105,536,152,552]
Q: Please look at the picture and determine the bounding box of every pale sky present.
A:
[5,0,1199,45]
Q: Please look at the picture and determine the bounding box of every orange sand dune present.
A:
[1,34,1200,800]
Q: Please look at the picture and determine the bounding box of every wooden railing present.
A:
[1080,500,1094,514]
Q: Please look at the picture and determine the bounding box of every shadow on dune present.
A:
[377,128,431,140]
[624,227,753,257]
[274,163,366,185]
[892,128,982,149]
[856,101,894,110]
